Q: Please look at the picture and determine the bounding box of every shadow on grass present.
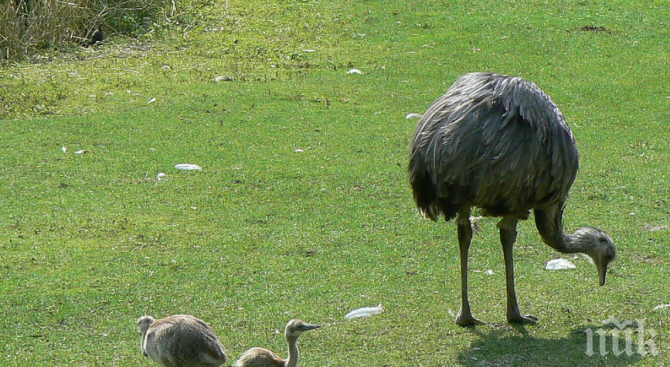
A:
[457,324,646,367]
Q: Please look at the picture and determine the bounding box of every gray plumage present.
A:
[409,72,616,326]
[137,315,228,367]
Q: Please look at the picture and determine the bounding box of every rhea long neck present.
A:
[285,335,300,367]
[533,203,597,254]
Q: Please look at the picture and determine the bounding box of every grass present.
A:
[0,0,195,62]
[1,0,669,365]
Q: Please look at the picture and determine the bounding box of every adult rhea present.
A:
[408,72,616,326]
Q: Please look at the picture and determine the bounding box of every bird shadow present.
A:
[457,323,645,367]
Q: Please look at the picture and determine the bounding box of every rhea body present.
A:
[85,25,104,47]
[234,319,320,367]
[137,314,228,367]
[408,72,616,326]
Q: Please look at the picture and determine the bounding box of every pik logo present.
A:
[585,317,658,357]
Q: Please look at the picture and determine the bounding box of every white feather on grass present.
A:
[545,258,576,270]
[345,304,383,319]
[175,164,202,171]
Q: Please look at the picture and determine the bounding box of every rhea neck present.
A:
[284,334,300,367]
[533,204,597,254]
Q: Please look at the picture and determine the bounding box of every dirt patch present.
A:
[579,25,611,33]
[642,224,669,232]
[636,255,666,265]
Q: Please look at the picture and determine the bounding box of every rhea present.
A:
[137,314,228,367]
[233,319,320,367]
[85,25,104,47]
[408,72,616,326]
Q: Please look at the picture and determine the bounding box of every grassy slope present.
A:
[0,0,668,366]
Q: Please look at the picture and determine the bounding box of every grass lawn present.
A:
[1,0,668,365]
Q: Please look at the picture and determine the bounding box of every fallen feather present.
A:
[294,149,304,153]
[215,76,234,82]
[485,269,494,276]
[545,258,576,270]
[148,98,156,104]
[405,113,422,119]
[642,224,668,231]
[175,164,202,171]
[345,304,383,319]
[61,146,67,153]
[470,215,483,234]
[347,68,362,75]
[74,150,89,154]
[157,172,166,181]
[653,304,670,311]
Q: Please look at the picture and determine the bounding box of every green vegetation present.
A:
[0,0,205,62]
[0,0,668,366]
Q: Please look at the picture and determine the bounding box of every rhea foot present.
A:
[456,313,485,327]
[507,314,539,325]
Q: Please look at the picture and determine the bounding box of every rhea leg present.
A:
[455,210,483,326]
[498,216,538,324]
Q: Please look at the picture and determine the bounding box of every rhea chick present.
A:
[137,314,228,367]
[234,319,320,367]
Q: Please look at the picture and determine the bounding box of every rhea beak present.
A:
[598,264,607,286]
[593,256,608,286]
[304,324,321,331]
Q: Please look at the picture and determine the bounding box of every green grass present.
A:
[1,0,669,366]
